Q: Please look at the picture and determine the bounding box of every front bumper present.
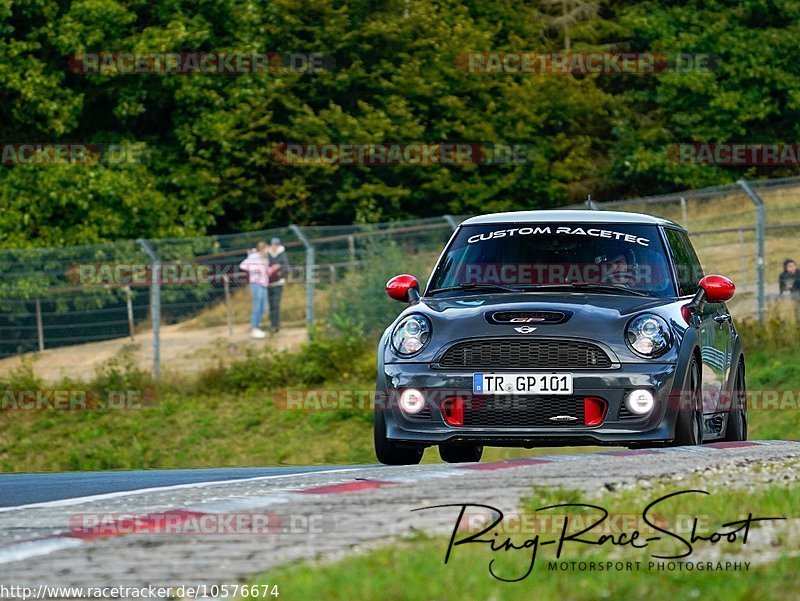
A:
[380,362,679,446]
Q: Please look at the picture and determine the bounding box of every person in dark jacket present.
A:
[779,259,800,296]
[267,237,290,332]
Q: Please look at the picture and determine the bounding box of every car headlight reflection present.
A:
[391,314,431,356]
[625,314,671,358]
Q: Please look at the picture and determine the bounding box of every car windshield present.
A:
[427,222,676,297]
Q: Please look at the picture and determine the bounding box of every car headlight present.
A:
[625,314,672,357]
[391,314,431,356]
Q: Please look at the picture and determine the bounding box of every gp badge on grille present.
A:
[549,415,578,422]
[486,310,571,325]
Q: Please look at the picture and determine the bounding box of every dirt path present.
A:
[0,324,307,384]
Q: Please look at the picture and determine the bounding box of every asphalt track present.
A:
[0,441,796,590]
[0,465,367,508]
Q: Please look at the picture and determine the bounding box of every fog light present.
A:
[626,389,655,415]
[399,388,425,414]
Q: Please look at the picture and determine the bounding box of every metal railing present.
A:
[0,216,462,380]
[3,175,800,381]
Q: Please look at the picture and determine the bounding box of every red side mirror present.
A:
[699,275,735,303]
[386,274,420,302]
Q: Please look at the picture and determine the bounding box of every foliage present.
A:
[7,1,796,246]
[326,238,436,338]
[736,315,800,356]
[0,356,43,391]
[199,326,375,393]
[603,0,800,195]
[88,343,152,393]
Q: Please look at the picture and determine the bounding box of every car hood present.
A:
[422,292,670,316]
[384,292,685,365]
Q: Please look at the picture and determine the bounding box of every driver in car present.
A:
[597,248,640,286]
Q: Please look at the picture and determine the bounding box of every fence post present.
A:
[126,285,135,341]
[443,215,459,230]
[35,299,44,352]
[737,180,766,322]
[680,197,688,226]
[137,239,161,379]
[223,275,233,336]
[738,228,747,287]
[289,225,315,336]
[347,235,356,268]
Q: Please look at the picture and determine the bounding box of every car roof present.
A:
[461,210,685,230]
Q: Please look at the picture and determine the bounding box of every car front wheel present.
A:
[373,409,424,465]
[674,356,703,446]
[723,360,748,441]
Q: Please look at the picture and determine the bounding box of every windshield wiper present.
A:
[537,282,650,297]
[427,283,523,295]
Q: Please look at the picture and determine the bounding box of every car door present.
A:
[698,300,730,413]
[664,228,726,413]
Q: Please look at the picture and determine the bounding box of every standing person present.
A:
[267,237,289,333]
[239,241,269,339]
[779,258,800,321]
[779,259,800,295]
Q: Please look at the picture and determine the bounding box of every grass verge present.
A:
[0,318,798,472]
[251,466,800,600]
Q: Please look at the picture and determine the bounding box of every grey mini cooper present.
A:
[374,210,746,465]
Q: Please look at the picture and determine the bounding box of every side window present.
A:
[664,228,704,296]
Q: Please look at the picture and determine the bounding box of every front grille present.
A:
[438,339,612,369]
[488,311,568,325]
[461,395,585,428]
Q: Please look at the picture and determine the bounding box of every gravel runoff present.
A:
[0,441,797,595]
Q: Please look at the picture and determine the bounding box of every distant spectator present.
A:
[239,241,269,339]
[779,258,800,296]
[267,237,289,333]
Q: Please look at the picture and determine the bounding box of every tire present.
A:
[673,356,704,446]
[723,360,748,441]
[439,443,483,463]
[374,409,423,465]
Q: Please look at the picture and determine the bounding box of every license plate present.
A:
[473,373,573,395]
